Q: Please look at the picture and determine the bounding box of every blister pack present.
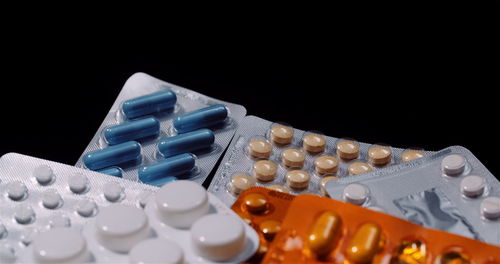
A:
[208,115,433,206]
[326,146,500,246]
[262,194,500,264]
[0,153,258,263]
[75,72,246,186]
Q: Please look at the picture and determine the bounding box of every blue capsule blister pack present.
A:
[75,73,246,186]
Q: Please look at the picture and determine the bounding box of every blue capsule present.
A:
[138,153,195,185]
[173,104,228,133]
[97,167,123,178]
[104,117,160,145]
[122,90,177,119]
[158,129,215,158]
[83,141,142,171]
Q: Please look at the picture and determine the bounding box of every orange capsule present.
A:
[345,223,382,263]
[308,211,342,257]
[260,220,282,241]
[243,193,268,214]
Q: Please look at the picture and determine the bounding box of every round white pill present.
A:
[33,164,54,185]
[441,154,466,176]
[32,227,89,263]
[191,214,246,262]
[0,243,16,263]
[95,204,150,253]
[68,173,89,194]
[42,189,63,209]
[0,223,6,238]
[129,238,184,264]
[480,197,500,220]
[103,182,123,202]
[138,191,153,209]
[14,205,35,224]
[460,175,486,198]
[155,181,209,228]
[48,215,71,229]
[20,228,39,246]
[7,181,28,201]
[76,199,97,217]
[343,183,369,205]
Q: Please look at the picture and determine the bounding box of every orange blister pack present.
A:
[231,187,296,262]
[262,194,500,264]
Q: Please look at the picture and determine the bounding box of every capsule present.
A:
[104,117,160,145]
[173,104,228,133]
[308,211,342,257]
[122,90,177,119]
[390,240,426,264]
[138,153,196,185]
[97,167,123,178]
[345,223,382,263]
[83,141,141,171]
[158,129,215,158]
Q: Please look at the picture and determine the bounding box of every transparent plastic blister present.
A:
[75,72,246,185]
[325,146,500,246]
[208,115,433,206]
[0,153,258,263]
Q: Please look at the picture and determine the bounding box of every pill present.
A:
[191,214,246,262]
[138,153,196,186]
[173,104,228,133]
[368,146,392,166]
[0,223,6,239]
[14,204,35,224]
[345,223,382,263]
[33,164,54,185]
[122,90,177,119]
[230,173,256,195]
[96,204,150,253]
[460,175,485,198]
[158,128,215,158]
[303,134,326,153]
[7,181,28,201]
[83,141,142,171]
[348,162,373,176]
[248,139,273,159]
[68,173,89,194]
[76,199,98,217]
[336,140,359,160]
[47,215,71,228]
[20,228,39,245]
[103,182,124,202]
[129,238,184,264]
[104,117,160,146]
[42,189,63,209]
[402,150,425,162]
[480,196,500,220]
[436,251,471,264]
[267,185,289,193]
[155,181,209,228]
[308,211,342,257]
[441,154,466,176]
[260,220,282,241]
[314,155,338,176]
[286,170,310,189]
[33,227,89,263]
[244,193,268,214]
[320,176,338,196]
[253,160,278,182]
[281,148,305,168]
[391,240,426,264]
[97,167,123,178]
[0,243,16,263]
[270,125,294,145]
[343,183,369,205]
[137,191,154,209]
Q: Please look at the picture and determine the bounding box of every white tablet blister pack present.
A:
[75,72,246,186]
[326,146,500,246]
[0,153,258,263]
[208,115,434,206]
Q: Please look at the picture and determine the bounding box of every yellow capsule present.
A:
[308,211,342,256]
[345,223,382,263]
[435,251,470,264]
[390,240,427,264]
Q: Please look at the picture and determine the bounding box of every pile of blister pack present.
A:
[1,73,498,263]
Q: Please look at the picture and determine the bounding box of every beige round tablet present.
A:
[402,150,424,162]
[230,174,256,195]
[267,185,289,193]
[320,176,338,196]
[348,162,373,176]
[281,149,305,168]
[253,160,278,182]
[286,170,310,189]
[248,139,272,159]
[336,141,359,160]
[368,146,392,166]
[303,134,326,153]
[314,156,339,176]
[270,125,294,145]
